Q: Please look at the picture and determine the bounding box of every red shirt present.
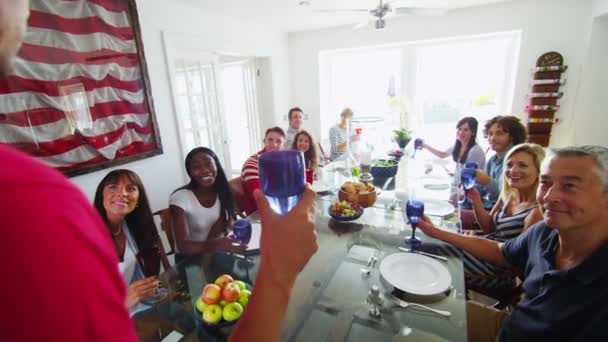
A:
[241,149,265,215]
[0,145,137,341]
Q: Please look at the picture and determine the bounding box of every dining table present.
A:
[134,153,468,342]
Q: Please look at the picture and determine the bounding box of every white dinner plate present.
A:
[420,199,455,217]
[379,253,452,296]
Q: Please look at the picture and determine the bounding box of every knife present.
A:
[398,247,448,262]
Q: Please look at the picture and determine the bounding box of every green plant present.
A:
[393,128,412,148]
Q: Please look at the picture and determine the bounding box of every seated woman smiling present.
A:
[292,130,319,184]
[169,147,244,262]
[94,169,163,312]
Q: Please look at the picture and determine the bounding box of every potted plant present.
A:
[393,128,412,148]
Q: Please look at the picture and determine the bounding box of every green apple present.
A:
[222,302,243,322]
[195,296,207,312]
[238,289,251,307]
[202,304,223,324]
[219,300,229,307]
[233,280,247,291]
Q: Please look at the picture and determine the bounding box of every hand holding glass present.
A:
[259,150,306,215]
[404,200,425,246]
[460,168,477,205]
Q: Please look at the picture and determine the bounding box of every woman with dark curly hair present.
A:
[94,169,163,310]
[292,130,319,184]
[170,147,244,261]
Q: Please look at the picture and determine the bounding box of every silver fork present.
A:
[389,294,451,317]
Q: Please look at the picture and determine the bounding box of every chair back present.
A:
[229,176,246,218]
[153,208,176,262]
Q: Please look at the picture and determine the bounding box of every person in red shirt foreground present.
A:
[0,1,318,341]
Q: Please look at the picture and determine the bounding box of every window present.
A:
[319,32,521,154]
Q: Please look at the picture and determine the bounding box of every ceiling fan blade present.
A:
[314,9,370,13]
[393,7,447,16]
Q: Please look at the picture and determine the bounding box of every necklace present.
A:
[111,226,122,237]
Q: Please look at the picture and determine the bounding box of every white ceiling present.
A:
[175,0,513,32]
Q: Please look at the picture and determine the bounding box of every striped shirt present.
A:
[486,204,538,242]
[329,124,347,160]
[240,149,264,215]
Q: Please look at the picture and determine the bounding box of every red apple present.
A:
[221,282,241,302]
[214,274,234,288]
[202,284,221,305]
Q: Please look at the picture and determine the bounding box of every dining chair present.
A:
[229,176,246,218]
[153,208,175,270]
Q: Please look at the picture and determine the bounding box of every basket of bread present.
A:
[338,181,377,208]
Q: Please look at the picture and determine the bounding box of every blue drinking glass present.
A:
[464,161,479,170]
[460,168,477,206]
[404,200,425,246]
[412,138,424,158]
[232,219,252,244]
[259,150,306,215]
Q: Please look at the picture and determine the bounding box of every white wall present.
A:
[288,0,594,147]
[593,0,608,17]
[69,0,290,210]
[572,16,608,146]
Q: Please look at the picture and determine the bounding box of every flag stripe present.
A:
[28,10,133,40]
[1,102,150,128]
[12,58,141,82]
[0,74,143,97]
[63,0,129,13]
[55,142,156,172]
[25,27,135,54]
[18,43,138,68]
[30,0,130,27]
[9,121,152,157]
[0,87,145,114]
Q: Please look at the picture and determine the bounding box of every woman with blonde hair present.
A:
[328,107,355,160]
[436,143,546,289]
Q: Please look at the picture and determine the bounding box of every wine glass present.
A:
[412,138,424,159]
[259,150,306,215]
[404,200,424,246]
[464,161,479,170]
[232,219,252,245]
[460,168,477,206]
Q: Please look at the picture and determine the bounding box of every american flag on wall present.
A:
[0,0,161,176]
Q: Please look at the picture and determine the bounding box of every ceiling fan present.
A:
[314,0,448,30]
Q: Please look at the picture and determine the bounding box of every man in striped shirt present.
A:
[241,126,286,215]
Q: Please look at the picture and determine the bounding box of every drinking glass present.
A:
[412,138,424,159]
[404,200,425,246]
[460,168,477,205]
[232,219,252,245]
[464,161,479,170]
[259,150,306,215]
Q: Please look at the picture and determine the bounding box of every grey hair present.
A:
[548,145,608,191]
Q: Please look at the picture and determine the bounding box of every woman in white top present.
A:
[421,116,487,171]
[170,147,244,261]
[94,169,162,310]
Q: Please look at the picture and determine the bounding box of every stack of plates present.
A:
[379,253,452,296]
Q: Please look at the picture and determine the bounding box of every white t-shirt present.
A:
[169,189,220,253]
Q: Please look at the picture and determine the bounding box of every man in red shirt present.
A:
[240,126,286,215]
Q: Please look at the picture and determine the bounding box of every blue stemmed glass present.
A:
[412,138,424,158]
[460,168,477,206]
[259,150,306,215]
[404,200,425,246]
[232,219,252,245]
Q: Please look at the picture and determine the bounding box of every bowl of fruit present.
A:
[329,200,364,221]
[371,159,399,179]
[338,181,377,208]
[193,274,252,328]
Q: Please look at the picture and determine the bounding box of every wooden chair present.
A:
[229,176,247,218]
[153,208,175,270]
